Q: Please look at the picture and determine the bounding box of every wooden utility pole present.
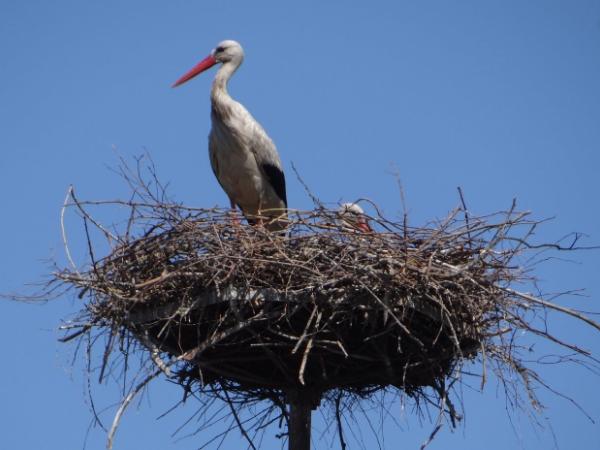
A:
[288,390,313,450]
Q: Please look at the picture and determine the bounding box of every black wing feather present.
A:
[261,163,288,207]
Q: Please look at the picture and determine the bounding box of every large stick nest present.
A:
[67,205,493,393]
[52,160,598,446]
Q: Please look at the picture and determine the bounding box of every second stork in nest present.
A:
[173,40,288,231]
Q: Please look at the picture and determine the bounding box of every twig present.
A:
[335,393,347,450]
[223,388,258,450]
[107,369,162,450]
[503,288,600,333]
[60,185,79,275]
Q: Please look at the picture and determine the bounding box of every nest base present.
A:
[128,288,478,393]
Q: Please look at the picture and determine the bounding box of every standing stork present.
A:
[173,40,287,231]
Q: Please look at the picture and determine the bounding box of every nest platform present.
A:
[127,284,476,392]
[59,202,528,402]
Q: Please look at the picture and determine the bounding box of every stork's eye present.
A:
[215,46,225,53]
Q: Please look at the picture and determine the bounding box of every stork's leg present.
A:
[228,198,241,226]
[256,200,265,229]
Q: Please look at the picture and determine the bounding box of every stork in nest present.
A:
[173,40,287,231]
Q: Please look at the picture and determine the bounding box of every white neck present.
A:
[211,59,241,100]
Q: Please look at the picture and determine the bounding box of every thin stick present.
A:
[456,186,472,246]
[503,287,600,332]
[335,393,347,450]
[223,388,257,450]
[61,185,79,275]
[107,369,161,450]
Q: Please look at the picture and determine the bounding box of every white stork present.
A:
[338,203,373,233]
[173,40,287,231]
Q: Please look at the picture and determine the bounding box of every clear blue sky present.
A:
[1,1,599,449]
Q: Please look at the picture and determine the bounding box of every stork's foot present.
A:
[228,210,241,226]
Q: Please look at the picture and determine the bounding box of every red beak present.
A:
[172,55,218,87]
[357,219,372,233]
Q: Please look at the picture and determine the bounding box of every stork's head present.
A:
[338,203,373,233]
[172,40,244,87]
[212,40,244,64]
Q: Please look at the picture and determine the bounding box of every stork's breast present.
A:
[209,129,263,212]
